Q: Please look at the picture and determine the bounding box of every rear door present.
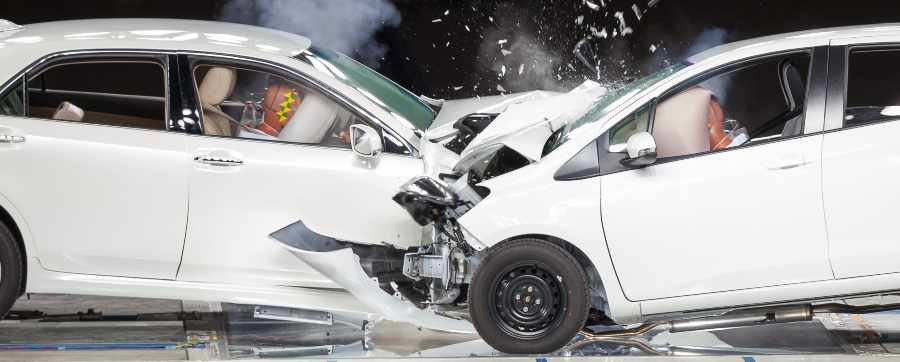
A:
[822,44,900,278]
[0,54,189,279]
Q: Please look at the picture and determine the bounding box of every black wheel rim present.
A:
[487,261,566,340]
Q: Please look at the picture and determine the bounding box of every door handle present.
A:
[0,134,25,144]
[194,154,244,167]
[767,155,807,170]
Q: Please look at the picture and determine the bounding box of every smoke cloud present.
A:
[218,0,401,66]
[686,27,729,57]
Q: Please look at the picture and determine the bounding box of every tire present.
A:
[0,222,22,319]
[468,238,590,354]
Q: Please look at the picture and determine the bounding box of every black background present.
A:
[4,0,900,99]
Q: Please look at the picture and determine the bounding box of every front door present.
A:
[177,58,423,287]
[600,50,833,301]
[0,55,189,279]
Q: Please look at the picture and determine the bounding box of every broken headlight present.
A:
[392,176,460,226]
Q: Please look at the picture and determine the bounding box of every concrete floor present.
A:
[3,294,900,361]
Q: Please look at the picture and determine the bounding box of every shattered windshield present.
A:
[551,62,690,150]
[296,47,436,132]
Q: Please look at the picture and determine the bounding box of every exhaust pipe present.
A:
[669,304,811,333]
[581,301,900,339]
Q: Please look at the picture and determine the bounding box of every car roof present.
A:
[688,23,900,64]
[0,18,312,75]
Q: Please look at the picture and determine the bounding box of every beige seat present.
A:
[198,67,238,137]
[52,101,85,122]
[278,91,340,144]
[653,87,712,158]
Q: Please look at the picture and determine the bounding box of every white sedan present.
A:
[0,18,519,331]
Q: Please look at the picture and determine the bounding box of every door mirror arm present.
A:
[620,132,658,168]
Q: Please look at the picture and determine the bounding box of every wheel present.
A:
[0,222,22,319]
[468,238,590,354]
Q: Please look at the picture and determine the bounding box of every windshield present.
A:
[551,62,690,150]
[296,47,435,132]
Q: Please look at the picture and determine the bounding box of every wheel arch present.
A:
[0,204,27,295]
[496,233,611,319]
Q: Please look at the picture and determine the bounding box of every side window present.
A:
[0,77,24,116]
[193,64,373,150]
[649,52,810,159]
[608,104,651,145]
[845,48,900,127]
[27,61,167,130]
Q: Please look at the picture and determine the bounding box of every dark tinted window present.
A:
[28,61,166,130]
[846,49,900,127]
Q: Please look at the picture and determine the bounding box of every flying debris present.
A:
[632,4,643,21]
[614,11,634,35]
[583,0,602,11]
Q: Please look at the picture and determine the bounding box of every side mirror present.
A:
[350,124,383,159]
[620,131,657,168]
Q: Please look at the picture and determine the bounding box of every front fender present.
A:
[457,171,643,324]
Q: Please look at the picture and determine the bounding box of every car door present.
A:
[600,49,834,301]
[0,54,189,279]
[822,44,900,279]
[177,56,424,287]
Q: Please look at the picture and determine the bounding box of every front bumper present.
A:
[270,220,475,334]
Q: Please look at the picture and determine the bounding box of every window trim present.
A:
[828,44,900,132]
[181,52,418,157]
[595,47,828,176]
[23,52,173,132]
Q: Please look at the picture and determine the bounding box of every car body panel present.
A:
[0,116,189,279]
[179,135,424,287]
[601,134,831,301]
[822,101,900,279]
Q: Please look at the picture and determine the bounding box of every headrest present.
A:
[199,67,236,106]
[653,87,712,158]
[780,61,806,112]
[53,101,84,122]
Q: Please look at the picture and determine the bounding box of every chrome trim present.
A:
[0,49,176,132]
[0,134,25,144]
[178,50,420,158]
[193,154,244,166]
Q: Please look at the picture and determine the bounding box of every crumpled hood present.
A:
[424,81,607,173]
[425,91,558,140]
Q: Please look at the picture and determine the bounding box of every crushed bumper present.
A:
[270,220,475,334]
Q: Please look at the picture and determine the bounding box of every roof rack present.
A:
[0,20,22,32]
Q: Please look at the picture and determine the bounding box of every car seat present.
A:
[779,60,806,137]
[52,101,84,122]
[198,67,238,137]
